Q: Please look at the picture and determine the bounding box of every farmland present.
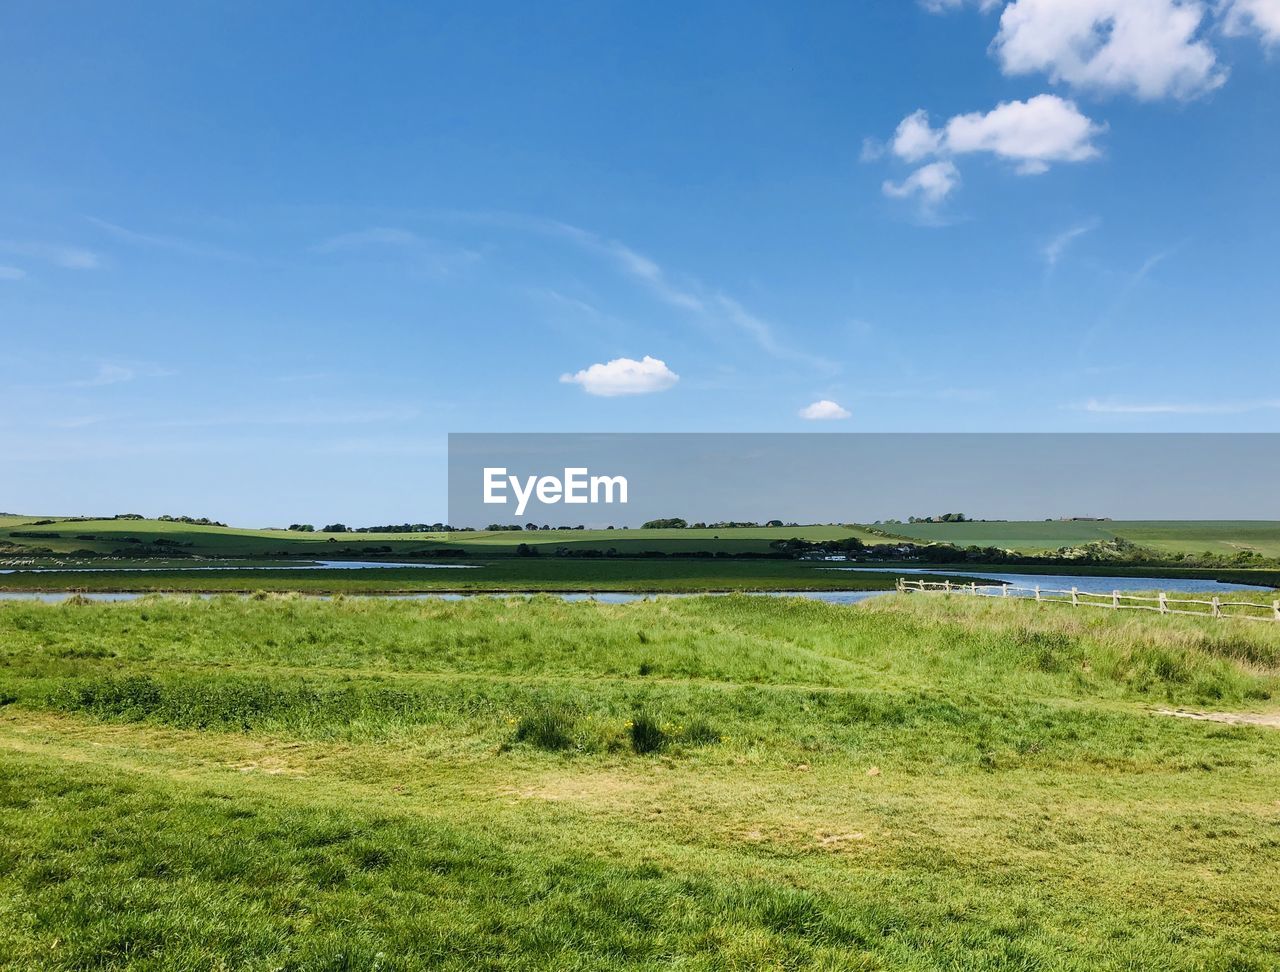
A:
[0,516,887,560]
[868,519,1280,558]
[2,594,1279,969]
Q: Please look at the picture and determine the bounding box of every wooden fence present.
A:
[896,577,1280,624]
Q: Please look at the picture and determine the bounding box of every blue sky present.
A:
[3,1,1279,524]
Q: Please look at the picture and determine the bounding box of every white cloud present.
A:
[0,241,100,269]
[882,97,1103,207]
[559,356,679,397]
[883,161,962,205]
[0,266,25,281]
[941,96,1103,173]
[798,399,852,420]
[1223,0,1280,45]
[1043,219,1100,266]
[993,0,1225,100]
[891,110,944,163]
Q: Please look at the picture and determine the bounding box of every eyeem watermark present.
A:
[483,467,628,517]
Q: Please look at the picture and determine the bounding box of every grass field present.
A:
[2,595,1280,969]
[871,520,1280,558]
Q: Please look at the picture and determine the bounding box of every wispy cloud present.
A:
[311,226,481,275]
[46,414,110,429]
[312,227,424,252]
[1081,241,1186,352]
[1043,219,1099,268]
[0,266,26,281]
[521,216,836,374]
[1077,398,1280,415]
[151,404,421,429]
[0,241,100,270]
[86,216,244,262]
[69,361,174,388]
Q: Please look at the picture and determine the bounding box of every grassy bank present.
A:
[2,595,1279,968]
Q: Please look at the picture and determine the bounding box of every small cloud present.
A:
[559,355,679,397]
[891,110,945,163]
[883,161,961,206]
[897,96,1105,173]
[859,137,886,163]
[0,266,25,281]
[799,399,852,420]
[878,96,1103,209]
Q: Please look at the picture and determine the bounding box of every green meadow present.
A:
[2,594,1280,969]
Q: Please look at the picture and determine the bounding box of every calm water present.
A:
[0,590,889,605]
[827,567,1266,594]
[0,560,479,574]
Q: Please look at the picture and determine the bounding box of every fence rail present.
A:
[896,577,1280,624]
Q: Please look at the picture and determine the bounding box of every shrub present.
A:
[628,713,666,754]
[513,706,576,751]
[681,719,721,746]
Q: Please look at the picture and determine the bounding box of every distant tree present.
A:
[322,523,349,533]
[288,524,315,532]
[515,543,538,557]
[641,518,687,529]
[765,520,783,528]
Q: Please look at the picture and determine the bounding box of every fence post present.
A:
[1002,584,1009,598]
[1112,590,1120,609]
[1034,585,1041,603]
[1212,596,1221,619]
[944,579,951,594]
[1274,600,1279,622]
[971,582,977,594]
[1159,593,1167,615]
[1071,587,1079,608]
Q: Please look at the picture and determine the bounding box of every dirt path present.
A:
[1156,708,1280,729]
